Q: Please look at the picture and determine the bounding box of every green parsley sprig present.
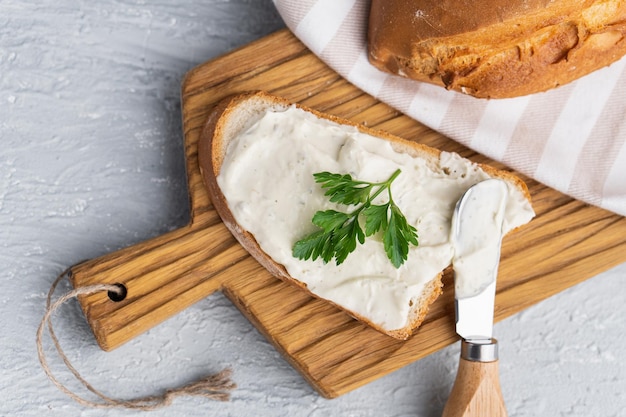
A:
[292,169,418,268]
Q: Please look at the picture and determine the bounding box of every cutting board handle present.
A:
[69,219,248,351]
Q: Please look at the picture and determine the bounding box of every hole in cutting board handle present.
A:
[107,284,127,302]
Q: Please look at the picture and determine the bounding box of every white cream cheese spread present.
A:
[217,105,534,332]
[451,179,508,299]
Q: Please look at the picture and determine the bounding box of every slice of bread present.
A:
[198,91,534,339]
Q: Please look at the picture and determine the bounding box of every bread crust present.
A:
[198,91,531,339]
[368,0,626,98]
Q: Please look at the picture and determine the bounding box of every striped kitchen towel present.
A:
[273,0,626,216]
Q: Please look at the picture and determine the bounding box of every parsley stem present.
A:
[366,168,401,204]
[343,169,401,223]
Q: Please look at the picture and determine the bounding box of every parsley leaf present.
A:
[293,169,418,268]
[363,203,389,236]
[312,210,350,233]
[384,204,418,268]
[313,172,374,205]
[292,229,334,264]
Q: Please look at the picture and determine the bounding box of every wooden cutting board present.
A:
[70,29,626,398]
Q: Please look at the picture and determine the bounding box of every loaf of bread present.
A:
[368,0,626,98]
[198,91,534,339]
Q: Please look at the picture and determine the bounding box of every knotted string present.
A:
[36,268,236,410]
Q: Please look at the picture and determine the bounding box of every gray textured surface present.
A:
[1,1,624,416]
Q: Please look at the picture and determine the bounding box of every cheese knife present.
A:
[442,179,509,417]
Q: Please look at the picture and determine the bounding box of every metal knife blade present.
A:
[455,281,496,341]
[451,179,508,342]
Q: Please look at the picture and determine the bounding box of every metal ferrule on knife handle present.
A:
[442,338,507,417]
[460,338,498,362]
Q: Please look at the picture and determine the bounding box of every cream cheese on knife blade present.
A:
[217,105,534,332]
[451,179,508,299]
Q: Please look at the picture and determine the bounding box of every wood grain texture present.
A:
[442,359,507,417]
[70,29,626,398]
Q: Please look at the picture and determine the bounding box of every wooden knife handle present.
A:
[442,339,507,417]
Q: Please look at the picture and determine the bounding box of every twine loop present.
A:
[36,267,235,410]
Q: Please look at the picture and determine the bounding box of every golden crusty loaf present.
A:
[368,0,626,98]
[198,91,533,339]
